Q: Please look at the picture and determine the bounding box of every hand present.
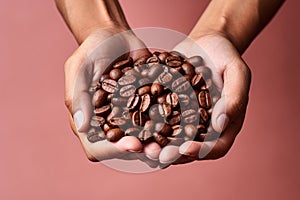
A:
[64,27,160,166]
[159,33,251,165]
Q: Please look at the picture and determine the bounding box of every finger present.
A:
[143,142,161,161]
[159,145,181,164]
[136,153,159,169]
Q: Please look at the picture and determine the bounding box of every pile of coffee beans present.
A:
[87,51,219,147]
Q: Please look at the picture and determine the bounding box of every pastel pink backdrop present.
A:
[0,0,299,199]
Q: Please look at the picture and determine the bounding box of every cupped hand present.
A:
[159,33,251,165]
[64,27,160,165]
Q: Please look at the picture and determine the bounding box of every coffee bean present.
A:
[157,71,173,85]
[106,128,125,142]
[165,55,182,67]
[99,74,110,82]
[182,109,198,124]
[132,111,146,126]
[151,83,164,96]
[109,68,123,80]
[178,94,190,107]
[149,104,163,122]
[197,124,207,133]
[111,97,127,107]
[92,89,107,108]
[94,105,111,117]
[169,51,185,58]
[166,92,179,108]
[120,85,136,97]
[182,62,195,76]
[118,74,136,86]
[122,110,133,120]
[158,103,172,118]
[157,93,167,104]
[113,57,133,69]
[148,64,164,79]
[144,120,155,131]
[134,55,149,66]
[153,132,170,147]
[109,117,127,127]
[103,123,111,132]
[125,127,140,137]
[192,74,205,88]
[198,90,211,109]
[137,85,151,96]
[167,113,181,126]
[141,68,150,77]
[107,106,122,122]
[127,94,140,111]
[172,125,183,137]
[89,82,101,93]
[184,124,198,138]
[121,66,133,73]
[87,130,105,143]
[158,52,170,63]
[155,123,172,137]
[138,130,152,143]
[195,66,212,79]
[138,77,151,86]
[172,76,191,93]
[146,55,160,63]
[102,79,118,93]
[199,107,209,124]
[186,56,203,67]
[140,94,151,112]
[90,115,105,128]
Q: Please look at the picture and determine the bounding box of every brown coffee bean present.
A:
[94,105,111,117]
[89,82,101,93]
[134,55,149,66]
[99,74,110,82]
[158,52,170,63]
[103,123,111,132]
[144,120,155,131]
[137,85,151,96]
[109,117,127,127]
[118,74,136,86]
[192,73,205,88]
[87,130,105,143]
[158,103,172,118]
[151,83,164,96]
[121,66,133,73]
[148,63,164,79]
[119,85,136,97]
[195,66,212,79]
[184,124,198,138]
[182,62,195,76]
[172,76,191,93]
[111,97,127,107]
[172,125,183,137]
[146,55,160,63]
[178,94,190,107]
[125,127,140,137]
[199,108,209,124]
[149,105,163,122]
[198,90,211,109]
[140,94,151,112]
[106,128,125,142]
[92,89,107,108]
[109,68,123,80]
[153,132,170,147]
[165,55,182,67]
[169,51,185,58]
[186,56,203,67]
[113,57,133,69]
[155,123,172,137]
[138,130,152,142]
[102,79,118,93]
[90,115,105,128]
[140,68,149,77]
[166,92,179,108]
[157,71,173,85]
[132,111,146,126]
[157,93,167,104]
[122,110,133,120]
[167,113,181,126]
[138,77,151,86]
[169,66,184,75]
[127,94,140,111]
[182,109,198,124]
[107,106,121,122]
[197,124,207,133]
[168,137,186,146]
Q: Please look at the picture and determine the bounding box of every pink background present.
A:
[0,0,299,199]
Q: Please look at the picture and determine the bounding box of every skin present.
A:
[55,0,285,167]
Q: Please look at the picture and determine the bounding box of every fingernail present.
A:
[74,110,84,131]
[145,154,159,161]
[217,114,229,132]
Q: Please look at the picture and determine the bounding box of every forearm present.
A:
[190,0,285,54]
[55,0,130,44]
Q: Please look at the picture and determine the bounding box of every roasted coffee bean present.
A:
[158,52,170,63]
[169,66,184,75]
[195,66,212,79]
[138,77,151,86]
[111,97,127,107]
[141,68,150,77]
[122,110,133,120]
[127,94,140,111]
[155,123,172,137]
[94,105,111,117]
[99,74,110,82]
[92,89,107,108]
[140,94,151,112]
[166,92,179,108]
[184,124,198,138]
[132,111,146,126]
[157,71,173,85]
[165,55,182,67]
[172,76,191,93]
[113,57,133,69]
[146,55,160,63]
[144,120,155,131]
[151,83,164,96]
[182,109,198,124]
[138,130,152,142]
[120,85,136,97]
[168,137,185,146]
[138,85,151,96]
[107,106,121,122]
[90,116,105,128]
[157,93,167,104]
[167,113,181,126]
[109,117,127,127]
[118,74,136,86]
[186,56,203,67]
[102,79,117,93]
[182,62,195,76]
[121,66,133,73]
[103,123,111,132]
[197,124,207,133]
[87,130,105,143]
[198,90,211,109]
[109,68,123,80]
[148,63,164,79]
[153,132,170,147]
[158,103,172,118]
[178,94,190,107]
[106,128,125,142]
[199,108,209,124]
[89,82,101,93]
[192,74,205,88]
[125,127,140,137]
[172,125,183,137]
[169,51,185,58]
[134,55,149,66]
[149,104,163,122]
[107,93,113,102]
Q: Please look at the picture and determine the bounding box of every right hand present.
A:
[64,26,161,165]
